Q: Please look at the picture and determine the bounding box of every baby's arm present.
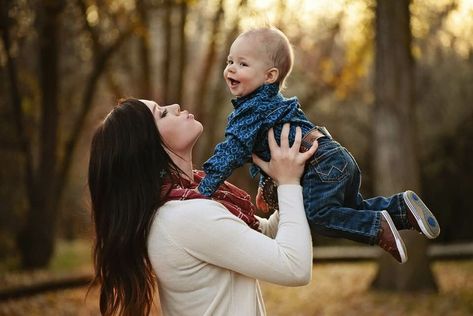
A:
[198,109,264,196]
[198,135,253,196]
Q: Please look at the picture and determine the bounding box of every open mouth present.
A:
[228,78,240,87]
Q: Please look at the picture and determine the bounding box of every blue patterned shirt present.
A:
[198,83,315,196]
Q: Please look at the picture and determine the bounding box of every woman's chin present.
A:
[196,121,204,133]
[193,122,204,142]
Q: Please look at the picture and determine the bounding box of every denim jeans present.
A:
[301,136,410,245]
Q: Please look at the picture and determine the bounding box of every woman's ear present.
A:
[265,68,279,84]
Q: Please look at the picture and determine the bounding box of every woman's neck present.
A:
[168,151,194,181]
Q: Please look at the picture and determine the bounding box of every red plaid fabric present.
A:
[160,170,260,231]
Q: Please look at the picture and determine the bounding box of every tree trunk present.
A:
[137,0,152,99]
[161,0,172,104]
[14,0,131,269]
[207,0,246,149]
[17,0,65,269]
[0,0,35,203]
[194,0,224,123]
[175,0,188,104]
[371,0,437,291]
[194,0,225,163]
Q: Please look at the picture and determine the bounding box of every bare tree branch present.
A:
[55,0,134,199]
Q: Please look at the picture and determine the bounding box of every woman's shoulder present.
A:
[157,199,233,227]
[151,199,246,246]
[160,198,227,212]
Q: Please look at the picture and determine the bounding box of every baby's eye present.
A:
[240,62,248,67]
[160,109,168,118]
[226,60,233,65]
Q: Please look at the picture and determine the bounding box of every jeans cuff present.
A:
[369,211,382,245]
[397,192,410,229]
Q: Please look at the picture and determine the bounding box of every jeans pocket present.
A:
[310,147,349,183]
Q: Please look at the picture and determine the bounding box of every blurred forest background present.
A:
[0,0,472,312]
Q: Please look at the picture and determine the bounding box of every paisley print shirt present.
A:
[198,83,315,196]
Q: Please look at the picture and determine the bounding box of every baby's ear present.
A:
[265,67,279,84]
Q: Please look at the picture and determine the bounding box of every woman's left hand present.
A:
[252,123,318,185]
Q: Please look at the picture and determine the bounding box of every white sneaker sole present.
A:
[403,191,440,239]
[381,210,408,264]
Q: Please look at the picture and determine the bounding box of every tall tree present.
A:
[175,0,188,104]
[194,0,225,163]
[0,0,36,259]
[207,0,247,148]
[194,0,224,124]
[15,0,65,268]
[371,0,436,291]
[137,0,152,99]
[160,0,173,104]
[2,0,133,268]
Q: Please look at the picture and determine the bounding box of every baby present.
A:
[197,27,440,263]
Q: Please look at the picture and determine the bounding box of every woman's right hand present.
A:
[252,123,318,185]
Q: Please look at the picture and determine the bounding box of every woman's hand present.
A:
[252,123,318,185]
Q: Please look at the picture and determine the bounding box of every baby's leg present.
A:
[339,149,407,231]
[302,144,381,245]
[303,144,407,262]
[352,193,409,229]
[352,191,440,239]
[345,168,439,255]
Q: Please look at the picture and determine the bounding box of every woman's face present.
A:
[141,99,203,154]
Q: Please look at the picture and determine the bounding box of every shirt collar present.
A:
[231,83,280,109]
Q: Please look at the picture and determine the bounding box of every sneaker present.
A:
[403,190,440,239]
[378,210,408,264]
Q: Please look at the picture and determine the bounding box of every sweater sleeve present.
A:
[169,185,312,286]
[256,211,279,239]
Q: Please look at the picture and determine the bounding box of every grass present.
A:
[1,240,472,315]
[48,239,92,273]
[261,261,473,316]
[0,239,93,291]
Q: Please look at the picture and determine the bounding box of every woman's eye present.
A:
[161,109,168,118]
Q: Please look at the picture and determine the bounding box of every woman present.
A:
[88,98,318,315]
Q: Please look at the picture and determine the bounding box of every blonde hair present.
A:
[238,27,294,90]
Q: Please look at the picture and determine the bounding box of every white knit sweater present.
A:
[147,184,312,316]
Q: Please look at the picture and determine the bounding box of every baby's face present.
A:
[223,36,274,97]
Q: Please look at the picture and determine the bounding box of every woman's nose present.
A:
[168,104,181,114]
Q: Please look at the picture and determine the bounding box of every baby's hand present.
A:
[256,187,269,213]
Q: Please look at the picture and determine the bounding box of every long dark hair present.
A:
[88,98,181,315]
